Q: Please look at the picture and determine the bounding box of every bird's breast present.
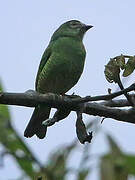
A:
[37,38,86,94]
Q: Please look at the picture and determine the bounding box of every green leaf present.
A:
[100,154,128,180]
[104,58,120,83]
[76,169,89,180]
[100,154,116,180]
[100,134,135,180]
[0,79,40,178]
[124,155,135,174]
[46,142,76,180]
[107,134,122,155]
[115,54,125,70]
[123,56,135,77]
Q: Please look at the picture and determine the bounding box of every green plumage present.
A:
[24,20,93,139]
[37,38,85,94]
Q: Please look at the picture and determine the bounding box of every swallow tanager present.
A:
[24,20,93,139]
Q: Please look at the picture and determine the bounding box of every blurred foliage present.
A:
[0,80,42,179]
[0,79,135,180]
[100,135,135,180]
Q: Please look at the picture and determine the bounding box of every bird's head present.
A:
[51,20,93,41]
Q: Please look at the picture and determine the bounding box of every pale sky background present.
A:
[0,0,135,180]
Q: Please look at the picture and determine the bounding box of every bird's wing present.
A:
[35,46,52,89]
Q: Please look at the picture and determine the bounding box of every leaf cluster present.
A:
[104,55,135,83]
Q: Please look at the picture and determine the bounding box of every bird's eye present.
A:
[71,22,77,26]
[70,21,80,28]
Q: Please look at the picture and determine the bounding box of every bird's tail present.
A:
[24,106,51,139]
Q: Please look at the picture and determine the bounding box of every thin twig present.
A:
[71,83,135,103]
[117,76,134,106]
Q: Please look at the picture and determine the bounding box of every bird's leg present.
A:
[42,117,57,127]
[42,93,82,127]
[42,107,71,127]
[42,93,74,127]
[25,89,37,95]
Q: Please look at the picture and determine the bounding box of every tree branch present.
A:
[100,94,135,107]
[84,102,135,124]
[0,83,135,124]
[0,83,135,107]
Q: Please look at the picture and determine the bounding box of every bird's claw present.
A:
[42,117,57,127]
[25,89,36,94]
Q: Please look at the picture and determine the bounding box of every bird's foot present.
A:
[25,89,36,93]
[25,90,38,96]
[63,92,81,99]
[42,117,57,127]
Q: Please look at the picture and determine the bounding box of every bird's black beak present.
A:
[81,24,93,32]
[84,25,93,31]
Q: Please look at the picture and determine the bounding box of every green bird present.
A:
[24,20,93,139]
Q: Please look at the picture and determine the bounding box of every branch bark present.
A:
[0,84,135,124]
